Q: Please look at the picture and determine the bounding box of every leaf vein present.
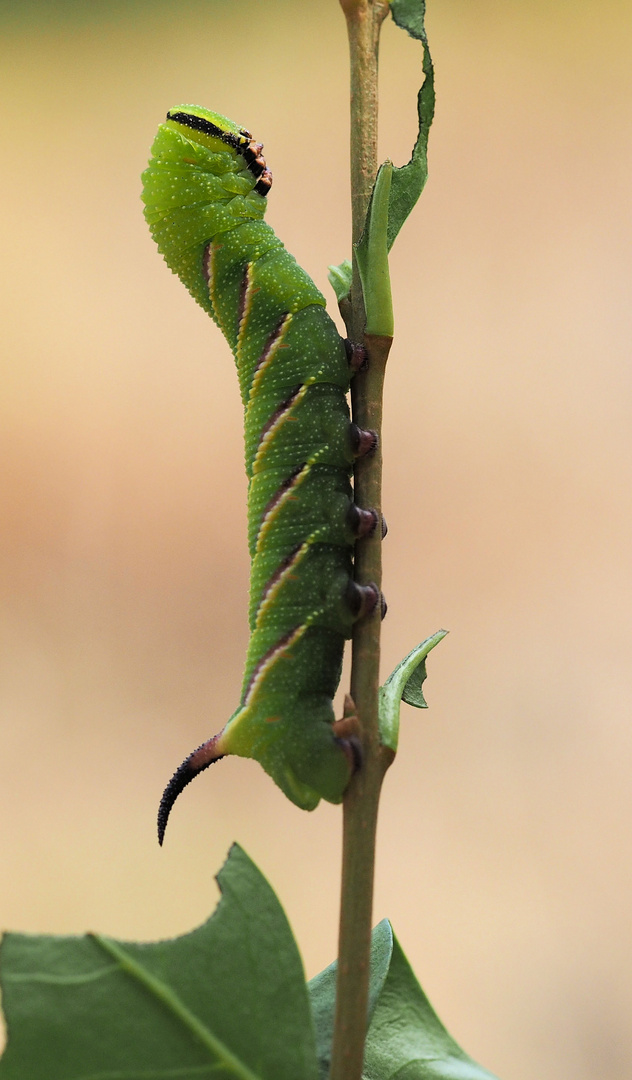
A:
[90,934,262,1080]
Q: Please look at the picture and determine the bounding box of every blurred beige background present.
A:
[1,1,631,1076]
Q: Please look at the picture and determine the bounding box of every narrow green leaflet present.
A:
[327,259,353,305]
[384,0,435,251]
[308,920,393,1080]
[378,630,447,751]
[363,929,501,1080]
[0,845,318,1080]
[355,162,395,336]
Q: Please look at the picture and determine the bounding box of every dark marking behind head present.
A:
[167,110,241,149]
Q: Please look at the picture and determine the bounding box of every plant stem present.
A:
[330,4,393,1080]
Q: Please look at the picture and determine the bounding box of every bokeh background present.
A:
[1,0,631,1076]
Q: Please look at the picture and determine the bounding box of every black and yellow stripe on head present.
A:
[166,106,246,150]
[166,106,272,195]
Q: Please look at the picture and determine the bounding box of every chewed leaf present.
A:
[385,0,435,251]
[354,0,434,333]
[0,845,318,1080]
[327,259,353,304]
[378,630,447,751]
[363,926,501,1080]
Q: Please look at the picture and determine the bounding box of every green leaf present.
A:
[328,259,353,304]
[385,0,435,252]
[308,920,393,1080]
[353,0,434,334]
[0,844,318,1080]
[309,921,500,1080]
[363,929,501,1080]
[355,162,394,336]
[378,630,447,751]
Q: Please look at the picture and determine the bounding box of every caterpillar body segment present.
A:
[143,107,376,840]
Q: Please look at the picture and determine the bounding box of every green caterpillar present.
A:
[142,107,381,842]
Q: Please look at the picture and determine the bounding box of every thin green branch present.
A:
[329,4,393,1080]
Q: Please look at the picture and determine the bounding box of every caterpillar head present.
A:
[165,105,273,195]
